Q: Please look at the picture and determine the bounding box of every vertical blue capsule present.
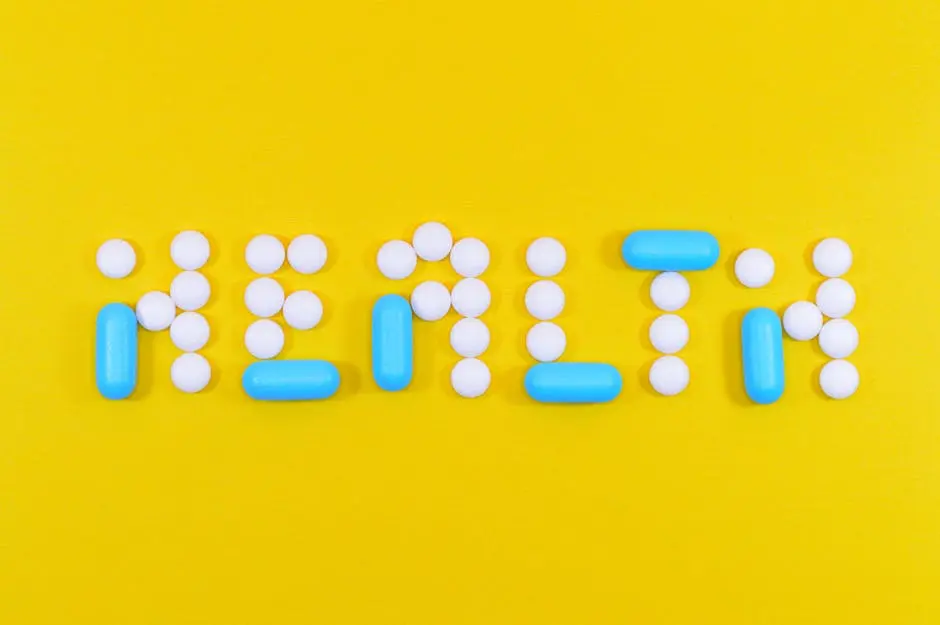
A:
[741,307,784,404]
[372,294,413,391]
[96,303,138,400]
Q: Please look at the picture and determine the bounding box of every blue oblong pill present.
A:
[621,230,720,271]
[96,303,138,400]
[372,294,413,391]
[242,360,340,400]
[524,363,622,404]
[742,308,784,404]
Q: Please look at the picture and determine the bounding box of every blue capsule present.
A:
[95,303,138,400]
[242,360,340,400]
[372,294,413,391]
[621,230,720,271]
[741,308,784,404]
[524,363,622,404]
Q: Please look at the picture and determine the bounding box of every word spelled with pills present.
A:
[95,224,859,404]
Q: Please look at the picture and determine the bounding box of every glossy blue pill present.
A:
[242,360,340,400]
[621,230,720,271]
[741,307,785,404]
[372,294,413,391]
[95,303,137,400]
[524,363,622,404]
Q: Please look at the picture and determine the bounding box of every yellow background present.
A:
[0,1,937,623]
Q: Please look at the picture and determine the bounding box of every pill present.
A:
[649,355,690,396]
[524,363,622,403]
[96,239,136,279]
[412,222,453,262]
[450,318,490,357]
[451,278,491,318]
[450,237,490,278]
[819,359,859,400]
[377,240,417,280]
[818,319,859,359]
[741,307,785,404]
[171,353,211,393]
[170,231,210,271]
[169,311,210,352]
[245,234,285,275]
[245,319,285,360]
[525,280,565,321]
[287,234,328,275]
[526,237,566,277]
[170,271,211,311]
[96,303,137,399]
[451,358,491,398]
[136,291,176,331]
[526,322,566,362]
[813,238,852,278]
[372,294,413,391]
[650,272,690,312]
[243,360,340,400]
[411,281,451,321]
[282,290,323,330]
[649,314,689,354]
[734,248,775,288]
[816,278,855,318]
[244,277,285,318]
[783,301,823,341]
[621,230,720,271]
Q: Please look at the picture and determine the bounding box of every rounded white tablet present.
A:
[451,358,491,398]
[525,280,565,321]
[819,359,859,400]
[170,271,211,311]
[526,237,566,277]
[410,281,451,321]
[170,231,210,271]
[245,234,285,275]
[818,319,859,359]
[526,322,566,362]
[649,314,689,354]
[816,278,856,319]
[245,319,285,359]
[136,291,176,331]
[783,301,823,341]
[283,290,323,330]
[650,272,690,312]
[169,312,210,352]
[813,238,852,278]
[171,353,211,393]
[450,237,490,278]
[96,239,136,279]
[649,355,690,396]
[450,318,490,357]
[734,248,775,288]
[287,234,327,275]
[377,240,417,280]
[412,222,453,262]
[451,278,491,318]
[244,277,285,318]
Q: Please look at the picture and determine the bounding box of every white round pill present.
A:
[813,238,852,278]
[171,353,212,393]
[734,248,775,288]
[649,355,690,396]
[411,281,451,321]
[244,277,285,318]
[650,272,690,312]
[450,237,490,278]
[245,319,285,359]
[451,358,491,398]
[818,319,859,359]
[816,278,856,319]
[412,222,453,262]
[170,231,210,271]
[451,278,491,318]
[526,322,566,362]
[283,290,323,330]
[169,312,210,352]
[450,318,490,357]
[287,234,327,275]
[525,280,565,321]
[526,237,566,277]
[783,301,823,341]
[170,271,211,311]
[96,239,136,279]
[649,314,689,354]
[819,359,859,400]
[377,240,417,280]
[245,234,285,275]
[136,291,176,331]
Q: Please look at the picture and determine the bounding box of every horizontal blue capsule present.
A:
[525,363,623,404]
[372,294,413,391]
[242,360,340,400]
[741,308,784,404]
[96,303,138,400]
[621,230,720,271]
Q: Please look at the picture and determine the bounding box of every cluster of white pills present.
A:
[648,272,690,396]
[244,234,327,360]
[524,237,567,364]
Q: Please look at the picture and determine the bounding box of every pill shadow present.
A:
[636,358,655,395]
[131,330,156,400]
[723,311,751,407]
[333,361,361,399]
[810,361,829,401]
[637,273,660,315]
[600,231,628,271]
[503,364,531,406]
